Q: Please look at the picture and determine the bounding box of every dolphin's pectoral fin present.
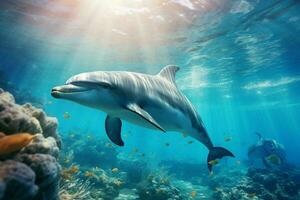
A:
[126,104,166,133]
[105,115,124,146]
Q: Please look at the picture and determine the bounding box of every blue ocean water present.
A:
[1,0,300,199]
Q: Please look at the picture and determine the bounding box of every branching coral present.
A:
[59,179,94,200]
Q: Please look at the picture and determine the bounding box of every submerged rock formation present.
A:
[0,89,61,200]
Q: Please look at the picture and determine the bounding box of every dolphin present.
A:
[51,65,234,171]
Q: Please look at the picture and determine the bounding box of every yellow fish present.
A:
[64,159,70,164]
[111,168,119,173]
[208,159,219,166]
[63,112,71,119]
[266,154,281,165]
[191,191,197,198]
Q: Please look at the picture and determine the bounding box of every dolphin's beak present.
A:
[51,84,91,99]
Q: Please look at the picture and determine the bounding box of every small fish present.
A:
[247,192,256,198]
[111,168,119,173]
[208,159,219,166]
[160,179,168,184]
[165,143,170,147]
[63,112,71,119]
[214,187,222,192]
[236,160,241,165]
[266,154,281,165]
[132,148,139,153]
[182,133,188,138]
[105,143,113,148]
[114,179,123,187]
[84,171,94,177]
[87,135,93,140]
[187,140,194,144]
[64,159,71,164]
[191,191,197,198]
[141,153,145,157]
[224,136,232,142]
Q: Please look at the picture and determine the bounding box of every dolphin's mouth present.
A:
[51,84,91,98]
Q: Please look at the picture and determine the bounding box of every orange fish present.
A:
[0,132,35,155]
[63,112,71,119]
[191,191,197,198]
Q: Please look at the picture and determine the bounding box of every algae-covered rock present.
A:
[21,134,60,158]
[0,90,42,135]
[0,89,62,200]
[0,160,38,200]
[15,153,61,200]
[0,89,61,147]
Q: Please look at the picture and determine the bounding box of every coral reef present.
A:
[136,169,186,200]
[209,167,300,200]
[60,132,118,169]
[118,159,148,186]
[0,89,61,147]
[59,178,93,200]
[0,89,61,200]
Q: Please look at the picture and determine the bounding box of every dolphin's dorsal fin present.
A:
[157,65,180,85]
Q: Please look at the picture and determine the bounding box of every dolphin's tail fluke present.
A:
[207,147,234,172]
